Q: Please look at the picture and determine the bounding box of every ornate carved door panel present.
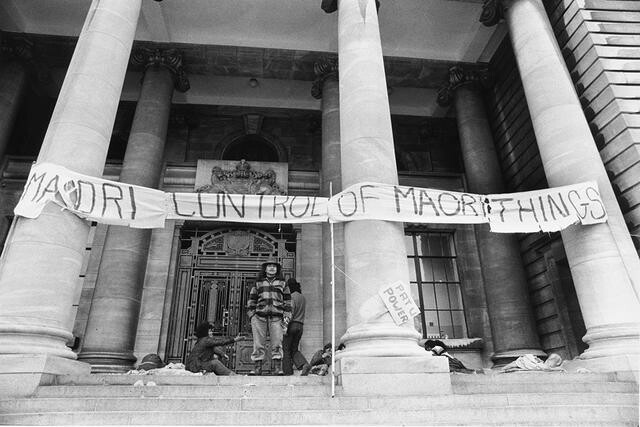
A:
[165,226,295,373]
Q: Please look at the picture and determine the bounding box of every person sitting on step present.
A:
[185,321,245,375]
[301,343,344,376]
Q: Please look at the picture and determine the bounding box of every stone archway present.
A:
[213,130,288,163]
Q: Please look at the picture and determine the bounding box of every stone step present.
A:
[54,374,329,386]
[2,392,637,413]
[34,384,331,398]
[33,378,636,398]
[1,405,637,426]
[55,372,621,386]
[452,381,637,394]
[449,372,623,384]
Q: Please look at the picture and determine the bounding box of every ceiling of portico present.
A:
[0,0,506,117]
[0,0,497,62]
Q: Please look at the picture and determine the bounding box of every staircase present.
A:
[1,372,637,425]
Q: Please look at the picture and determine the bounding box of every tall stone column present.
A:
[482,0,640,371]
[438,66,544,366]
[322,0,449,396]
[78,49,188,372]
[0,0,142,396]
[312,58,347,345]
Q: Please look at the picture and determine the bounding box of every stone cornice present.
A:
[480,0,508,27]
[311,57,338,99]
[436,66,487,107]
[131,48,190,93]
[321,0,380,13]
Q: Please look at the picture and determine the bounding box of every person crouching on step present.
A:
[246,259,292,376]
[185,321,244,375]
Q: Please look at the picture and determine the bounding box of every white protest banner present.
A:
[14,163,329,228]
[14,163,607,233]
[327,182,488,224]
[378,281,421,326]
[168,192,328,224]
[327,181,607,232]
[15,162,167,228]
[486,182,607,232]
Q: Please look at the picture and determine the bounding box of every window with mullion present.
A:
[406,230,468,339]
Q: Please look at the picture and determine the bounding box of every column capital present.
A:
[321,0,379,13]
[131,48,190,92]
[436,65,487,107]
[479,0,514,27]
[311,57,338,99]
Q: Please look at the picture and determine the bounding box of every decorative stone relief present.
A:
[195,159,287,195]
[243,114,264,135]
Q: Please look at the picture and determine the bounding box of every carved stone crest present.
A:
[224,231,253,256]
[195,159,286,195]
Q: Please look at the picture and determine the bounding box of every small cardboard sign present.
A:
[378,281,420,325]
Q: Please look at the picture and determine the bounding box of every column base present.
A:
[491,348,547,368]
[77,351,137,373]
[337,356,451,396]
[561,355,640,382]
[339,323,426,358]
[565,322,640,379]
[0,354,91,397]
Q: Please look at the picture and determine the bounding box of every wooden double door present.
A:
[165,227,295,373]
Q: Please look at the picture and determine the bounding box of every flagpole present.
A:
[330,181,336,398]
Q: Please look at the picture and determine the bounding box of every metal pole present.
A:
[330,182,336,398]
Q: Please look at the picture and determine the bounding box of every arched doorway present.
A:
[165,225,296,373]
[222,134,279,162]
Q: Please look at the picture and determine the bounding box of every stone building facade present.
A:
[0,0,637,396]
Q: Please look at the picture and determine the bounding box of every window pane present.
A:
[443,234,456,256]
[431,259,448,282]
[448,283,464,309]
[452,311,467,338]
[431,234,445,256]
[416,234,439,256]
[419,258,433,281]
[445,259,459,282]
[409,283,420,311]
[404,235,415,255]
[438,311,454,339]
[424,311,439,338]
[421,283,436,309]
[413,314,424,336]
[407,257,417,281]
[434,283,450,309]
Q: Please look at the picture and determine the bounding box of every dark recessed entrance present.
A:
[222,135,279,162]
[165,224,296,374]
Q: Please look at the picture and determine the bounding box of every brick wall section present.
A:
[544,0,640,254]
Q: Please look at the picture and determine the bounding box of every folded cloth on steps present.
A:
[500,353,565,373]
[126,362,203,376]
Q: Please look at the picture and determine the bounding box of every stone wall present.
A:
[543,0,640,255]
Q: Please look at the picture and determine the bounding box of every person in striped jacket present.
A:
[246,259,292,375]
